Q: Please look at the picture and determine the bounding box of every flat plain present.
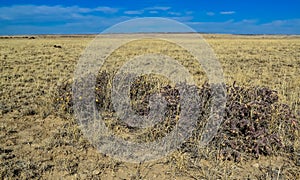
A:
[0,34,299,179]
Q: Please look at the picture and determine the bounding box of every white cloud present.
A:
[241,19,258,23]
[124,10,144,15]
[94,6,119,14]
[122,6,172,16]
[206,12,215,16]
[0,5,125,35]
[145,6,171,11]
[185,11,193,15]
[170,16,194,22]
[149,11,158,14]
[0,5,119,21]
[220,11,236,15]
[168,12,181,16]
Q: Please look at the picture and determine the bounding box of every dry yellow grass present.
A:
[0,34,299,179]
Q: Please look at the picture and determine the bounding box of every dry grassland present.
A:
[0,34,299,179]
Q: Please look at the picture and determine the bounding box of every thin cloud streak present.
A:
[206,12,215,16]
[220,11,236,15]
[145,6,171,11]
[123,6,172,15]
[187,19,300,34]
[168,12,181,16]
[0,5,119,21]
[124,10,144,15]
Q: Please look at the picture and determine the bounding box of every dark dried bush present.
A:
[207,83,299,161]
[53,71,299,161]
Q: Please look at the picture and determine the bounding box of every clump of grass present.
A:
[53,78,74,116]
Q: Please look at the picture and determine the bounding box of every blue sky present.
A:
[0,0,299,35]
